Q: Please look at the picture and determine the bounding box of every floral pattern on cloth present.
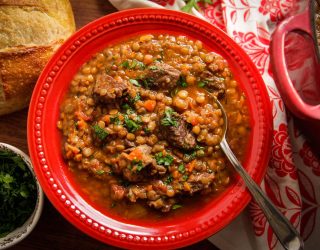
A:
[108,0,320,249]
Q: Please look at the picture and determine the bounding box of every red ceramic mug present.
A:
[271,0,320,120]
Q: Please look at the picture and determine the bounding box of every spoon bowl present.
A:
[207,92,304,250]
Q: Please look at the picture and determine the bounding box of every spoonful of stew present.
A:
[207,91,304,250]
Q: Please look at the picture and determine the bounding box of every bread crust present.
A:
[0,0,75,115]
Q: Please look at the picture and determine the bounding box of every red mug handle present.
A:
[271,9,320,120]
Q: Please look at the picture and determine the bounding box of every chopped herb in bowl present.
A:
[0,143,43,248]
[0,148,38,238]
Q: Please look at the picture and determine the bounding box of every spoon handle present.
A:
[220,139,304,250]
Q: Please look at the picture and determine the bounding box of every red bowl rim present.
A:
[27,8,273,249]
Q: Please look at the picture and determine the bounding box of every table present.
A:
[0,1,218,249]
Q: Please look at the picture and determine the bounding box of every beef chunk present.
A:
[110,184,126,200]
[200,70,226,99]
[93,72,128,103]
[160,110,196,150]
[112,145,167,182]
[144,61,181,89]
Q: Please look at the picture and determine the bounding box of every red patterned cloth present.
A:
[109,1,320,249]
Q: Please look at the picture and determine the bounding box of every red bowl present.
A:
[28,9,273,249]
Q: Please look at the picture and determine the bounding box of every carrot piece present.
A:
[190,117,199,126]
[186,160,196,172]
[75,111,91,121]
[102,115,110,124]
[144,100,157,112]
[127,148,143,161]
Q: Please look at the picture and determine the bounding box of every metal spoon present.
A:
[211,95,304,250]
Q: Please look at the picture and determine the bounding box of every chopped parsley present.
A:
[161,108,179,127]
[128,93,141,104]
[121,60,145,70]
[178,164,185,173]
[121,60,130,69]
[92,124,109,140]
[155,152,174,167]
[149,65,158,71]
[172,204,182,210]
[110,115,121,125]
[182,174,189,181]
[198,81,207,88]
[95,170,105,175]
[164,175,173,185]
[0,150,37,237]
[124,115,141,132]
[129,79,141,87]
[133,160,144,171]
[143,127,151,135]
[121,103,134,114]
[177,76,188,87]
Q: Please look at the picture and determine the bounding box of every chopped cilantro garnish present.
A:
[172,204,182,210]
[95,170,105,175]
[155,152,174,167]
[149,65,158,70]
[143,127,151,135]
[124,115,141,132]
[121,60,145,70]
[128,93,141,104]
[92,124,109,140]
[182,174,189,181]
[121,60,130,69]
[164,175,173,185]
[178,76,188,87]
[121,103,134,114]
[134,60,146,70]
[161,108,179,127]
[110,115,121,125]
[0,150,37,237]
[132,160,144,171]
[178,164,185,173]
[184,151,196,161]
[198,81,207,88]
[129,79,141,87]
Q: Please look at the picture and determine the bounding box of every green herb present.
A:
[184,151,197,161]
[155,152,174,167]
[92,124,109,140]
[164,175,173,185]
[181,0,212,13]
[143,127,151,135]
[121,103,134,114]
[111,202,116,208]
[177,76,188,87]
[128,93,141,104]
[182,174,189,181]
[134,60,146,70]
[198,81,207,88]
[132,160,144,171]
[110,115,121,125]
[149,65,158,71]
[121,60,145,70]
[0,150,37,237]
[161,108,179,127]
[124,115,141,132]
[172,204,183,210]
[178,164,185,173]
[121,60,130,69]
[129,79,141,87]
[95,170,105,175]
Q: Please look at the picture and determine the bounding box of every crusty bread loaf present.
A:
[0,0,75,116]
